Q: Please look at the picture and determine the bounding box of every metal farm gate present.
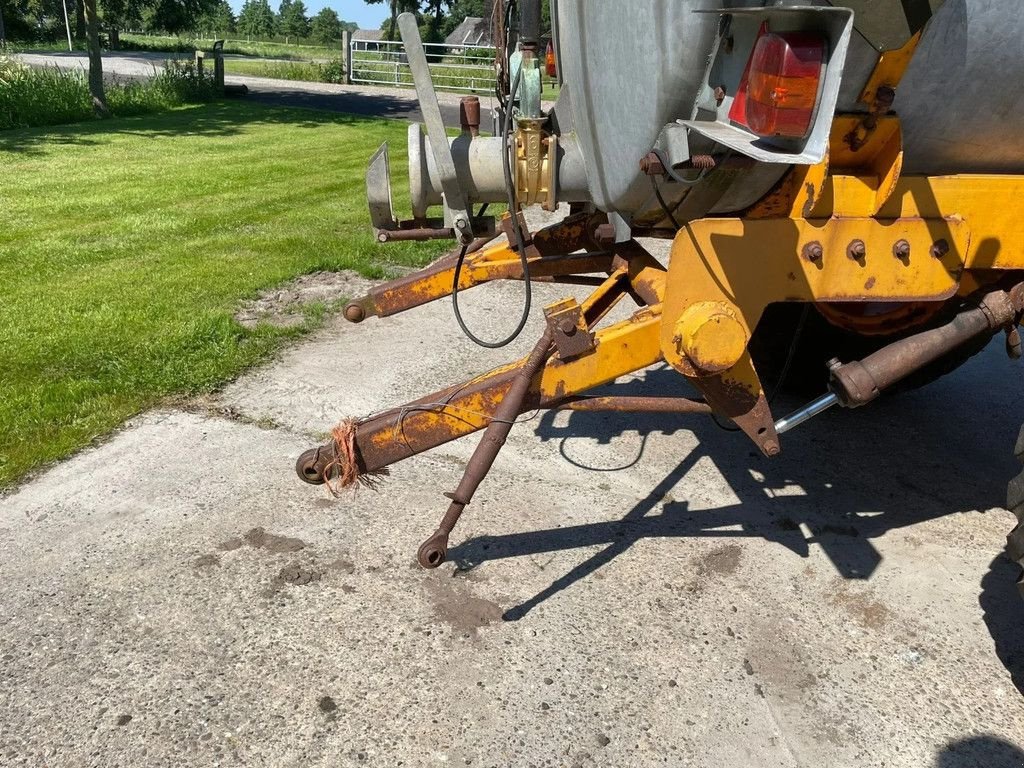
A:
[347,37,497,94]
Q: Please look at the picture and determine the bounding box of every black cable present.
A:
[651,175,682,230]
[451,66,531,348]
[766,304,811,406]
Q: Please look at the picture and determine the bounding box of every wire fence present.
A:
[349,39,497,94]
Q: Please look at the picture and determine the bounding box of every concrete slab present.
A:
[3,254,1024,766]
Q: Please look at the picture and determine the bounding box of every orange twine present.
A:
[323,418,389,496]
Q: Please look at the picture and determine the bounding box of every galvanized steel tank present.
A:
[550,0,1024,219]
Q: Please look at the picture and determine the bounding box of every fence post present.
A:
[342,30,352,84]
[212,39,225,94]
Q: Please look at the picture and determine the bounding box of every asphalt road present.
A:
[15,50,480,127]
[2,204,1024,765]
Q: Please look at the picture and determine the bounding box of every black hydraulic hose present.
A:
[451,65,531,348]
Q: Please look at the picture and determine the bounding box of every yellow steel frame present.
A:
[661,154,1024,454]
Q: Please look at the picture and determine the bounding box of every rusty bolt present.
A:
[713,85,726,106]
[594,223,616,245]
[377,232,389,243]
[763,439,780,457]
[558,318,577,336]
[802,241,824,263]
[639,152,665,176]
[847,239,866,260]
[875,85,896,109]
[893,239,911,260]
[930,238,950,259]
[344,304,365,323]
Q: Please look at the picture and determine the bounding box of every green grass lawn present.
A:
[0,101,440,488]
[118,33,342,61]
[222,58,344,83]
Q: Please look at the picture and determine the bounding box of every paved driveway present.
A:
[16,50,487,127]
[2,245,1023,765]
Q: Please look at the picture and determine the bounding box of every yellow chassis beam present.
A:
[662,174,1024,455]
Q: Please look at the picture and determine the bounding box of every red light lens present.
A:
[729,30,824,139]
[545,40,557,78]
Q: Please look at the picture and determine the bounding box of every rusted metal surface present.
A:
[639,152,665,176]
[345,212,611,321]
[830,288,1019,407]
[459,95,481,137]
[686,366,780,457]
[544,298,596,361]
[814,300,945,336]
[688,154,717,171]
[845,32,921,152]
[417,329,555,568]
[296,308,665,485]
[556,396,712,414]
[610,240,667,308]
[1007,326,1022,359]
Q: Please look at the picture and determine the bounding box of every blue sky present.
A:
[226,1,389,29]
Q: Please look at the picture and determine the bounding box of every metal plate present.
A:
[836,0,945,51]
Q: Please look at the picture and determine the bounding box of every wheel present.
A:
[749,300,996,397]
[1005,424,1024,598]
[295,447,327,485]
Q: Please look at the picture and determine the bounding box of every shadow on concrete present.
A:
[935,735,1024,768]
[446,342,1024,690]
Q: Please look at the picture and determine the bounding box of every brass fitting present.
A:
[514,118,557,211]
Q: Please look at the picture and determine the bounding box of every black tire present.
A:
[1005,424,1024,598]
[748,302,995,397]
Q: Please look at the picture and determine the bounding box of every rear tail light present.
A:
[545,40,557,78]
[729,26,825,139]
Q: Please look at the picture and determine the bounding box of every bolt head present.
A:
[930,238,950,259]
[803,242,824,262]
[558,319,577,336]
[847,240,866,260]
[893,239,911,259]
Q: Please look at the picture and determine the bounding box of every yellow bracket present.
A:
[661,215,969,453]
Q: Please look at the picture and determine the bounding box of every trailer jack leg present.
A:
[418,329,554,568]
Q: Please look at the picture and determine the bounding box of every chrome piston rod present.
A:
[774,393,838,435]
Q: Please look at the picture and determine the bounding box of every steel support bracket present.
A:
[661,215,969,455]
[544,298,596,361]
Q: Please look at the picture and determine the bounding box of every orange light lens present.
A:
[545,40,557,78]
[729,31,824,139]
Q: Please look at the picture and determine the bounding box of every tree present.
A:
[237,0,273,37]
[84,0,108,116]
[309,6,340,44]
[75,0,86,40]
[195,0,233,36]
[278,0,307,40]
[100,0,145,48]
[146,0,217,34]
